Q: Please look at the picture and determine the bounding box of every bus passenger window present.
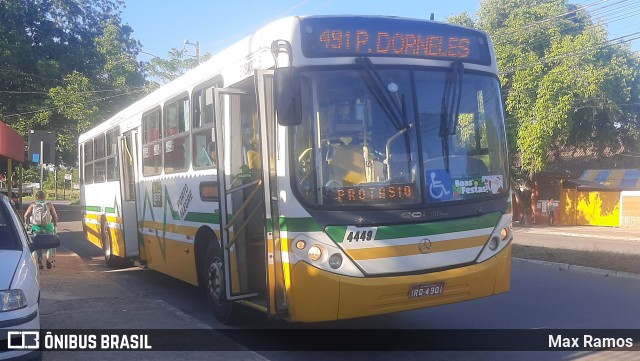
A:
[193,85,217,128]
[192,82,220,170]
[94,134,106,182]
[106,128,120,181]
[164,96,190,173]
[164,135,190,173]
[142,108,162,176]
[83,140,94,184]
[143,110,161,143]
[193,128,216,168]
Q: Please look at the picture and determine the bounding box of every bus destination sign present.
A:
[300,17,491,65]
[325,183,418,205]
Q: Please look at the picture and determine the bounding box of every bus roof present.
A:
[79,15,495,142]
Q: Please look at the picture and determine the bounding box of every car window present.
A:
[0,201,21,250]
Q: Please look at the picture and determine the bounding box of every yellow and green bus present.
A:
[79,15,512,324]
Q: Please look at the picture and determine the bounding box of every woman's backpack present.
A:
[33,201,52,226]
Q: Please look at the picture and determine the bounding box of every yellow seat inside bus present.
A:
[326,142,385,186]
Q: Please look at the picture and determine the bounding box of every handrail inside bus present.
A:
[385,124,413,180]
[201,144,213,166]
[123,136,133,164]
[225,194,265,250]
[225,179,263,231]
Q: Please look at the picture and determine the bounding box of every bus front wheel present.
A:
[205,244,237,324]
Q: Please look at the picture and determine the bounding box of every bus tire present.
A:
[195,227,216,289]
[102,221,124,269]
[205,243,238,324]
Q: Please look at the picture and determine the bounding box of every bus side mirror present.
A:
[274,67,301,126]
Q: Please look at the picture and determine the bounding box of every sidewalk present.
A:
[513,224,640,254]
[515,224,640,242]
[512,224,640,279]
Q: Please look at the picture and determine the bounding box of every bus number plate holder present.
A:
[408,282,445,298]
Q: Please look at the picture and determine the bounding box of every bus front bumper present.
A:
[286,243,511,322]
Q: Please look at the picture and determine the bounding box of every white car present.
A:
[0,194,59,360]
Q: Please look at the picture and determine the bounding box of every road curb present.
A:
[512,257,640,281]
[513,229,640,243]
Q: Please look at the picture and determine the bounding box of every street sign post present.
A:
[28,130,56,191]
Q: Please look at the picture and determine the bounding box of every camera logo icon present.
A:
[7,331,40,349]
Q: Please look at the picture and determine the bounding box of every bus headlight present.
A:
[500,227,509,241]
[291,235,364,277]
[308,245,322,261]
[477,214,512,263]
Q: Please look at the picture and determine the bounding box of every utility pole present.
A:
[184,39,200,64]
[28,130,55,193]
[39,140,44,191]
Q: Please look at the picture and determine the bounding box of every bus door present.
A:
[255,69,287,317]
[118,130,141,258]
[214,88,267,300]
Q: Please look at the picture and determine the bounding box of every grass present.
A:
[22,189,79,203]
[512,244,640,274]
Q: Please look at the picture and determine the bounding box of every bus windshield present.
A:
[292,67,508,207]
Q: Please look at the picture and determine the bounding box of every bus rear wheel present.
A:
[102,221,123,269]
[205,244,238,324]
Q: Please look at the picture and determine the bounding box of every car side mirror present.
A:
[29,234,61,252]
[274,67,302,126]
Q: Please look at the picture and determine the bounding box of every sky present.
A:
[120,0,639,64]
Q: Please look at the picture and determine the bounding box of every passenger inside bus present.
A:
[207,142,217,166]
[320,97,385,186]
[148,128,160,143]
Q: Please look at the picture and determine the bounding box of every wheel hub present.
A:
[207,259,224,305]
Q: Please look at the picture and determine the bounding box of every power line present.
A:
[0,91,49,95]
[491,0,615,40]
[0,87,146,96]
[2,88,146,118]
[501,31,640,75]
[495,1,640,51]
[489,0,640,55]
[492,0,640,43]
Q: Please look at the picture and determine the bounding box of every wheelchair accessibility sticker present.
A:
[427,171,505,202]
[426,170,453,202]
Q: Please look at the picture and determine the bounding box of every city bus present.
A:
[78,15,512,324]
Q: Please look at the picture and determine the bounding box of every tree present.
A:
[449,0,640,179]
[447,11,476,28]
[0,0,147,166]
[144,48,211,85]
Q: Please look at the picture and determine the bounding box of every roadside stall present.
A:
[561,169,640,227]
[0,120,26,211]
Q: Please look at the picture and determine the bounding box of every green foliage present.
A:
[144,48,211,85]
[446,12,476,28]
[0,0,147,166]
[452,0,640,178]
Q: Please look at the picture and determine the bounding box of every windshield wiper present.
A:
[355,57,407,131]
[439,61,464,171]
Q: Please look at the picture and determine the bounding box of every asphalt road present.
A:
[36,204,640,360]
